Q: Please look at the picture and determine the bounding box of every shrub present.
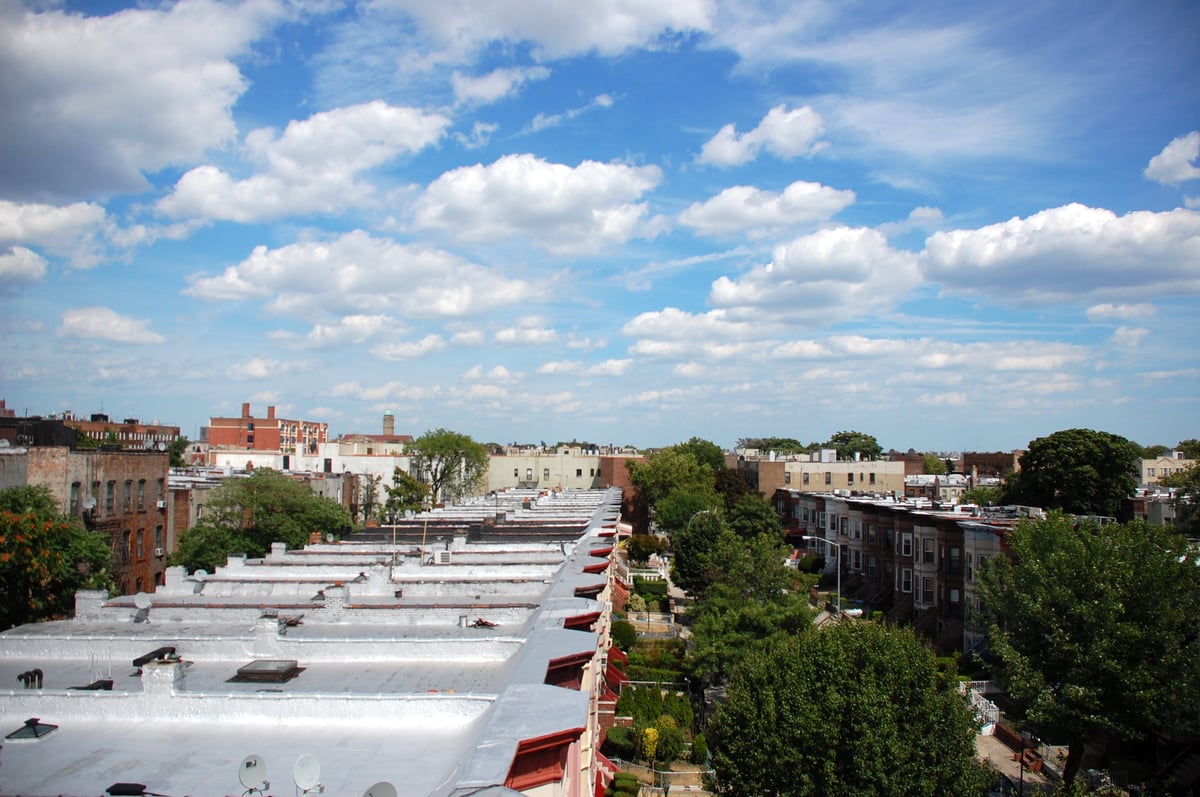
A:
[603,726,638,760]
[690,732,708,765]
[611,619,638,651]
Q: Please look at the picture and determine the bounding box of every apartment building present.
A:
[208,402,328,454]
[1140,452,1197,484]
[739,449,906,499]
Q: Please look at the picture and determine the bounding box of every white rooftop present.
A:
[0,488,623,797]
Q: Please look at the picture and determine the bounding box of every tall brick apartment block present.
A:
[208,402,328,454]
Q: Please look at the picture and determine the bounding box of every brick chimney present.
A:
[267,405,276,420]
[241,402,251,418]
[383,411,395,436]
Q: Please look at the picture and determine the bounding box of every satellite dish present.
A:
[83,496,97,510]
[238,754,268,791]
[293,754,321,792]
[133,592,152,610]
[193,569,208,581]
[363,782,398,797]
[157,441,168,451]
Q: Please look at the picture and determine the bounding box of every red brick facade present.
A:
[208,402,328,454]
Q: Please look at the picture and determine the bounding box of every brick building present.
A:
[0,444,170,595]
[208,402,328,454]
[62,413,180,451]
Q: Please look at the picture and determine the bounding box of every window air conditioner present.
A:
[435,550,452,565]
[156,500,166,509]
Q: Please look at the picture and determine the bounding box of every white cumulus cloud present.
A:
[920,204,1200,304]
[698,105,826,166]
[1,0,279,199]
[57,306,165,344]
[1144,131,1200,185]
[159,101,450,222]
[679,180,855,238]
[185,230,540,319]
[452,65,550,105]
[412,154,664,255]
[0,247,48,294]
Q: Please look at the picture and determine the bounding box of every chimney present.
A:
[267,405,276,420]
[241,402,251,418]
[383,411,395,436]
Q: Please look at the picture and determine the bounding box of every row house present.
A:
[0,444,170,595]
[775,488,1012,654]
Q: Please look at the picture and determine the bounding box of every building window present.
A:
[590,468,595,477]
[1147,467,1156,477]
[852,549,862,571]
[123,480,132,512]
[923,538,935,564]
[137,480,145,510]
[136,529,144,558]
[784,471,791,484]
[576,468,583,477]
[949,588,961,603]
[922,577,934,604]
[802,472,810,485]
[106,481,115,512]
[514,468,519,478]
[157,479,165,503]
[526,468,533,481]
[70,482,81,515]
[867,525,876,545]
[901,532,913,557]
[847,473,854,484]
[867,554,877,576]
[852,519,862,540]
[824,472,832,485]
[901,568,912,593]
[155,526,163,549]
[543,468,550,480]
[869,472,876,485]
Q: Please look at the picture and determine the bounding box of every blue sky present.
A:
[1,0,1198,452]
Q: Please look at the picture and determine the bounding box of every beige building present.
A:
[1140,453,1196,484]
[739,451,906,499]
[487,447,604,493]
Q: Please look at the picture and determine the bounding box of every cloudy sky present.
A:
[2,0,1198,452]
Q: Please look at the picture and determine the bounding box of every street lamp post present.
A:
[797,534,840,613]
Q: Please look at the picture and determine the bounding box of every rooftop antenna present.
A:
[362,783,397,797]
[293,753,323,795]
[238,754,269,795]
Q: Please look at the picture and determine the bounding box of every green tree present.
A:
[359,473,382,523]
[923,453,948,475]
[978,513,1200,786]
[1005,428,1139,516]
[625,533,668,564]
[408,428,488,504]
[824,430,883,460]
[737,437,808,454]
[707,623,991,797]
[674,437,726,472]
[1176,438,1200,460]
[668,508,725,596]
[169,469,351,572]
[726,493,782,540]
[384,467,431,518]
[0,486,113,630]
[628,448,716,512]
[654,489,721,536]
[168,436,191,468]
[652,715,686,765]
[1159,463,1200,536]
[1139,443,1169,458]
[961,485,1003,506]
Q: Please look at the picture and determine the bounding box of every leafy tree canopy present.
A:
[978,513,1200,786]
[169,469,351,572]
[1139,443,1170,458]
[1005,428,1139,516]
[168,436,191,468]
[0,486,113,630]
[708,622,991,797]
[673,436,726,472]
[824,429,883,461]
[654,489,722,536]
[668,507,725,596]
[628,448,715,511]
[726,493,783,540]
[1177,438,1200,460]
[737,436,808,454]
[923,453,948,475]
[408,428,489,503]
[384,467,431,518]
[961,485,1003,507]
[1159,463,1200,536]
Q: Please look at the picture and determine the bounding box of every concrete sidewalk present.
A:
[976,733,1055,794]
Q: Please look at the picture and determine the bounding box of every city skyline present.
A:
[2,1,1198,452]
